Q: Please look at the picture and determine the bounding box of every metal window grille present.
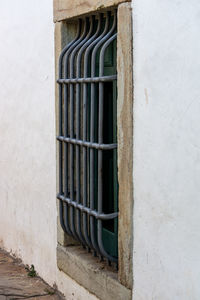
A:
[57,10,118,264]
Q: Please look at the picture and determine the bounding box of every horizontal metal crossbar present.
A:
[57,136,117,150]
[57,194,119,220]
[57,74,117,84]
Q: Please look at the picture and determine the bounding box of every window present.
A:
[54,2,133,300]
[57,11,118,264]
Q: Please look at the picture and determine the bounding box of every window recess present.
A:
[57,11,118,265]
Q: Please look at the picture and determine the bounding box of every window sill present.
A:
[57,244,132,300]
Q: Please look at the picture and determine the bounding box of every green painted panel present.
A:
[101,38,118,258]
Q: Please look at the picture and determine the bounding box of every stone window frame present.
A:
[54,2,133,299]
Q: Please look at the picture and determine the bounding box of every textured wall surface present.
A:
[0,1,97,299]
[0,0,200,299]
[53,0,131,21]
[132,0,200,299]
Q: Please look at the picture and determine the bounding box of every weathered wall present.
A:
[54,0,131,22]
[1,0,200,300]
[0,1,97,299]
[132,0,200,299]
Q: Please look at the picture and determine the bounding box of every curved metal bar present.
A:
[73,16,94,246]
[75,15,101,248]
[57,194,118,220]
[76,15,99,76]
[67,18,89,242]
[84,12,110,256]
[90,12,117,258]
[58,19,81,79]
[99,33,117,75]
[62,19,87,237]
[91,11,116,76]
[82,15,108,253]
[64,19,87,77]
[98,30,118,262]
[58,19,81,236]
[84,13,108,76]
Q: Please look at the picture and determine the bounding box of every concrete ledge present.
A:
[57,244,132,300]
[53,0,131,22]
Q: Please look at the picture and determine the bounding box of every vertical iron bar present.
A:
[58,21,81,235]
[97,13,118,262]
[76,16,100,246]
[69,18,95,241]
[82,75,90,247]
[82,83,92,249]
[65,19,87,240]
[82,14,109,251]
[89,13,110,254]
[75,16,94,245]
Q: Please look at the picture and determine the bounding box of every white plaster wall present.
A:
[1,0,200,299]
[132,0,200,299]
[0,1,97,299]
